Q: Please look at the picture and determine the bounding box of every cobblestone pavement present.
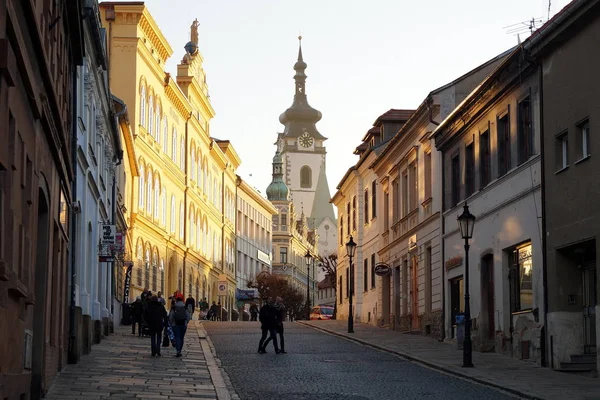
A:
[204,321,520,400]
[46,320,228,400]
[299,320,600,400]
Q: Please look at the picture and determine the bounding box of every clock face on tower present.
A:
[299,132,314,148]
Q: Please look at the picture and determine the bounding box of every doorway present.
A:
[450,277,464,338]
[393,265,400,327]
[382,274,390,326]
[31,189,50,398]
[582,260,597,354]
[481,254,495,342]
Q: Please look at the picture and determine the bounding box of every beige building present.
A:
[99,2,240,307]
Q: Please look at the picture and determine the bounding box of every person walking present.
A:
[257,297,280,354]
[263,297,286,353]
[157,291,166,306]
[169,293,190,357]
[209,301,218,321]
[144,295,167,356]
[249,303,258,321]
[130,296,144,336]
[186,294,196,317]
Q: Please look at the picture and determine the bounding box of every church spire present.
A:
[278,37,326,140]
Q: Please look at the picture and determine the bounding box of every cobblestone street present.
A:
[45,321,228,400]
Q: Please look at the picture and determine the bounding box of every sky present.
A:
[112,0,570,198]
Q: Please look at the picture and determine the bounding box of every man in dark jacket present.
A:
[185,294,196,317]
[144,295,167,356]
[257,297,280,354]
[130,297,144,336]
[263,297,286,353]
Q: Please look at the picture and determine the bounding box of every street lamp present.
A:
[305,250,313,320]
[345,235,357,333]
[457,202,476,368]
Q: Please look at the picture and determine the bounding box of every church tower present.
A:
[276,37,337,258]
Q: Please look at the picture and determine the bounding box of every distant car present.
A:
[310,305,334,320]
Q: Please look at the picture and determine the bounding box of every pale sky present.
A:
[112,0,569,199]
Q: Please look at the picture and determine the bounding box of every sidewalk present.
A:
[298,320,600,400]
[45,320,234,400]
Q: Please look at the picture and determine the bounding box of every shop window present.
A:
[509,243,533,312]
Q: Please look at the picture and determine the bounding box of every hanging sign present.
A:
[101,224,116,245]
[123,262,133,304]
[374,263,392,277]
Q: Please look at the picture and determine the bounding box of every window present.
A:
[339,278,343,304]
[161,186,166,226]
[180,138,185,170]
[424,152,432,200]
[152,252,158,292]
[510,243,533,312]
[280,247,288,263]
[383,191,389,230]
[345,267,349,298]
[371,253,376,288]
[556,131,568,171]
[148,95,154,135]
[402,172,408,217]
[146,170,152,215]
[300,165,311,188]
[346,202,350,236]
[371,181,377,219]
[364,188,369,224]
[163,118,168,154]
[191,147,196,181]
[170,196,176,233]
[408,162,417,211]
[497,112,511,176]
[155,104,161,139]
[360,258,366,292]
[140,86,146,127]
[172,128,178,162]
[154,176,159,220]
[352,196,356,231]
[451,152,460,207]
[179,203,184,240]
[577,120,590,160]
[465,142,475,197]
[517,96,533,165]
[425,246,432,313]
[139,164,145,210]
[339,218,343,246]
[479,128,491,188]
[136,243,143,286]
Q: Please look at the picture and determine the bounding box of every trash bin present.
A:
[455,313,465,349]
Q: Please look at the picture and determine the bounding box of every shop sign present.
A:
[257,249,271,264]
[445,256,463,271]
[374,263,392,276]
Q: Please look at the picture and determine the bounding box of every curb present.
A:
[195,321,241,400]
[297,321,541,400]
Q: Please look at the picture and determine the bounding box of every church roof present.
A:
[310,164,336,228]
[278,37,326,141]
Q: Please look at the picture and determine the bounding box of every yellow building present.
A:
[99,2,240,307]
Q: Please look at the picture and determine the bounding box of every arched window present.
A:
[140,85,146,127]
[180,137,185,170]
[190,209,195,247]
[161,186,167,226]
[148,95,154,135]
[145,247,150,289]
[178,269,182,292]
[170,195,176,233]
[154,175,159,220]
[195,278,200,304]
[172,128,178,162]
[300,165,312,188]
[136,242,143,286]
[139,164,145,210]
[163,118,168,154]
[155,103,161,139]
[191,147,196,181]
[202,275,207,300]
[146,169,152,214]
[197,154,202,190]
[202,220,207,256]
[196,216,201,250]
[152,250,158,291]
[179,202,184,240]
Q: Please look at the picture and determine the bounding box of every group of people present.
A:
[129,288,192,357]
[257,297,286,354]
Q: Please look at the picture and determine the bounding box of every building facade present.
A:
[235,176,277,302]
[434,46,544,362]
[0,1,83,399]
[277,38,337,266]
[99,2,239,309]
[71,0,124,362]
[526,0,600,374]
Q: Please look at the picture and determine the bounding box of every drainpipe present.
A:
[68,66,79,364]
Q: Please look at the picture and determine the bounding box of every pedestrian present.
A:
[199,297,209,312]
[209,301,218,321]
[263,297,286,354]
[257,297,280,354]
[186,293,196,317]
[168,293,190,357]
[157,291,166,306]
[130,296,144,336]
[249,302,258,321]
[216,302,222,321]
[144,295,167,357]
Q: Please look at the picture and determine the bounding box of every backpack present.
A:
[173,305,187,325]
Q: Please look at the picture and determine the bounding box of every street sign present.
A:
[374,263,392,277]
[101,224,116,245]
[217,281,227,296]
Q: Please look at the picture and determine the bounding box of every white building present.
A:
[72,0,123,353]
[434,46,544,363]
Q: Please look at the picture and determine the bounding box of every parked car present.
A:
[310,305,334,320]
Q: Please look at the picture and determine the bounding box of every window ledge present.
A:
[575,155,591,165]
[421,197,433,207]
[555,166,569,175]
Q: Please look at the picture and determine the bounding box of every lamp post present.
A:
[457,202,476,368]
[305,250,313,320]
[346,235,357,333]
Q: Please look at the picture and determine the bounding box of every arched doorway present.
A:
[31,188,50,398]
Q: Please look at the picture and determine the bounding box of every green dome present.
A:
[266,181,289,201]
